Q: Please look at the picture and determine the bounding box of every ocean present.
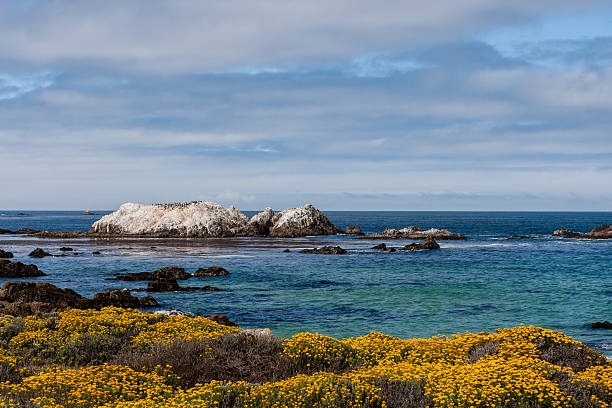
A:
[0,210,610,356]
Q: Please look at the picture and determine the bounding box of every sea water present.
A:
[0,211,610,355]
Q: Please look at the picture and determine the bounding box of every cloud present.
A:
[0,0,606,73]
[0,71,57,100]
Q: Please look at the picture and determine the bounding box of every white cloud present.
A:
[0,71,57,100]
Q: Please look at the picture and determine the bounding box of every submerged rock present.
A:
[59,247,73,251]
[29,248,52,258]
[194,266,230,277]
[590,321,612,329]
[146,278,222,292]
[0,250,13,258]
[299,246,347,255]
[114,266,192,281]
[400,237,441,251]
[345,226,365,235]
[0,260,46,278]
[363,226,465,240]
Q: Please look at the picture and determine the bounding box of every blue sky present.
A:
[1,1,611,210]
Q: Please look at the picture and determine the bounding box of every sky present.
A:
[1,0,611,211]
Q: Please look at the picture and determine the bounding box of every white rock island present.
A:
[89,202,342,238]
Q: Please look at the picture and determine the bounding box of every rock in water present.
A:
[92,289,158,308]
[299,246,347,254]
[345,226,365,235]
[89,201,342,238]
[590,321,612,329]
[114,266,191,281]
[0,282,89,314]
[90,201,250,237]
[269,204,343,237]
[0,260,47,277]
[363,226,465,240]
[147,278,180,292]
[59,247,73,252]
[249,207,276,235]
[400,237,441,251]
[552,229,582,238]
[585,225,612,239]
[0,250,13,258]
[194,266,230,277]
[371,243,387,250]
[29,248,52,258]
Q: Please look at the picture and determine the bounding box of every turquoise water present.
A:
[0,211,610,355]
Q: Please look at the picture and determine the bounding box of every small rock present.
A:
[15,228,39,234]
[0,250,13,258]
[400,237,441,251]
[154,309,196,317]
[29,248,52,258]
[139,295,159,307]
[552,229,582,238]
[92,251,101,255]
[372,243,387,250]
[147,278,180,292]
[345,226,365,235]
[194,266,229,277]
[59,247,73,251]
[299,246,347,255]
[206,314,238,327]
[590,321,612,329]
[283,249,290,253]
[0,229,13,234]
[388,248,397,253]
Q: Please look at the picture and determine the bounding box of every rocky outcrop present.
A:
[0,260,46,278]
[194,266,230,277]
[362,226,465,240]
[29,248,52,258]
[585,225,612,239]
[372,243,387,250]
[15,228,39,234]
[268,205,343,237]
[299,246,347,255]
[590,321,612,329]
[114,266,192,281]
[0,282,158,315]
[345,226,365,235]
[92,289,158,308]
[90,202,250,237]
[0,250,13,258]
[87,201,342,238]
[400,237,441,251]
[553,225,612,239]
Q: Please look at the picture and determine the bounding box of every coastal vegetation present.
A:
[0,307,610,407]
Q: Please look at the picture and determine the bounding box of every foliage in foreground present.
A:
[0,307,610,408]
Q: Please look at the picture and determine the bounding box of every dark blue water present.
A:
[1,211,610,356]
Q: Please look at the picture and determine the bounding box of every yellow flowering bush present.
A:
[0,307,610,408]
